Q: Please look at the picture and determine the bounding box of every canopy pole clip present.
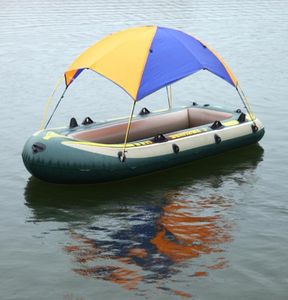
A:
[118,151,126,162]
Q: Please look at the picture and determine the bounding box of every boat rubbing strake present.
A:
[22,26,264,183]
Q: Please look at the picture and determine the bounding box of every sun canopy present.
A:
[64,26,238,101]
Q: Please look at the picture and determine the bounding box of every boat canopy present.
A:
[64,26,238,101]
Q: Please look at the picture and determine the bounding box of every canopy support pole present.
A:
[44,86,68,129]
[39,76,64,130]
[166,85,173,109]
[236,84,256,124]
[120,100,136,162]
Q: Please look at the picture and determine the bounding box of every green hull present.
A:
[22,126,264,184]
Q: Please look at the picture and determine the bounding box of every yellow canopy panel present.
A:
[65,26,157,99]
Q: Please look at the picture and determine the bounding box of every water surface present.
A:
[1,1,288,299]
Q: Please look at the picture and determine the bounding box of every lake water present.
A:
[1,0,288,299]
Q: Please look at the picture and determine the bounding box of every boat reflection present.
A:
[151,194,231,263]
[62,192,232,294]
[25,145,264,297]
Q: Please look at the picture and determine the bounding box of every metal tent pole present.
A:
[236,84,256,124]
[39,76,64,130]
[44,86,68,129]
[120,100,136,162]
[166,85,173,109]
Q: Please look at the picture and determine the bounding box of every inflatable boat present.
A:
[22,26,264,183]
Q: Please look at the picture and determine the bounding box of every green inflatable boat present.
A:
[22,26,265,183]
[22,105,264,183]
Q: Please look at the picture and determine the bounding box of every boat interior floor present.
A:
[70,107,233,144]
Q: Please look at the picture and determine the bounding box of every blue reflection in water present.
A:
[25,144,263,297]
[63,192,231,294]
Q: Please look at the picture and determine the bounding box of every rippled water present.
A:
[1,1,288,299]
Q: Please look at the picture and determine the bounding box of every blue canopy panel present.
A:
[136,27,235,101]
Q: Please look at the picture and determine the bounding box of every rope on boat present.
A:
[39,76,64,130]
[120,100,136,162]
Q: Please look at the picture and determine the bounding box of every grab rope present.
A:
[119,100,136,162]
[39,76,64,130]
